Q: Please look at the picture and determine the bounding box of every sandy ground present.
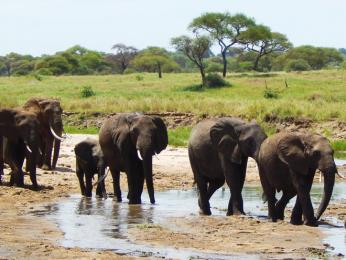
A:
[0,134,345,259]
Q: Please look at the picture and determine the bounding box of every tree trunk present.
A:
[222,51,227,78]
[253,55,261,71]
[158,62,162,78]
[199,66,206,87]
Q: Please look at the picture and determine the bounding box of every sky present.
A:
[1,0,345,56]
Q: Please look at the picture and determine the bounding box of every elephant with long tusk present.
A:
[99,113,168,204]
[23,98,64,170]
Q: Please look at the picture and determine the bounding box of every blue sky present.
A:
[1,0,345,56]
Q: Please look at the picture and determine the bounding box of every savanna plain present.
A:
[0,71,346,259]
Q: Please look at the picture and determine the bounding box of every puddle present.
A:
[30,183,346,259]
[335,158,346,166]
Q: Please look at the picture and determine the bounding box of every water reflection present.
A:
[33,183,346,258]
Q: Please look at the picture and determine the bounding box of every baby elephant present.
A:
[258,132,337,226]
[74,138,107,198]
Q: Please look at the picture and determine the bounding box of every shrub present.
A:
[36,68,53,76]
[205,73,230,88]
[33,73,43,81]
[285,59,311,72]
[124,68,136,74]
[80,86,96,98]
[206,62,223,73]
[135,74,144,81]
[263,88,279,99]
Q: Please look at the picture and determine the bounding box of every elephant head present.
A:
[210,118,267,163]
[125,114,168,204]
[277,133,336,220]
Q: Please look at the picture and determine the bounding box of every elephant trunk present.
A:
[142,153,155,204]
[315,168,336,220]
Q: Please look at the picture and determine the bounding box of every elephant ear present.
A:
[277,134,310,175]
[210,120,242,164]
[151,116,168,153]
[112,114,133,151]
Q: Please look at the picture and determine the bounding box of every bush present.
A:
[206,62,223,73]
[124,68,136,74]
[80,86,96,98]
[205,73,230,88]
[263,88,279,99]
[285,59,311,72]
[135,74,144,81]
[36,68,53,76]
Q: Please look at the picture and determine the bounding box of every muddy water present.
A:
[31,183,346,259]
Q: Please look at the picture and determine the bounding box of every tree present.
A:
[109,43,138,74]
[190,12,255,77]
[0,53,32,76]
[171,35,212,86]
[131,47,179,78]
[241,25,292,71]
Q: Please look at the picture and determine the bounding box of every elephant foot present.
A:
[304,218,318,227]
[129,198,142,204]
[116,196,122,202]
[41,164,52,171]
[198,199,211,215]
[276,212,285,220]
[290,218,303,225]
[199,208,211,215]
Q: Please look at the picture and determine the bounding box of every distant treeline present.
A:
[1,13,345,77]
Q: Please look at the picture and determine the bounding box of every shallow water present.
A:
[31,183,346,259]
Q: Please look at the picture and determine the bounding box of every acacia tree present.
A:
[171,35,212,86]
[241,25,292,71]
[189,12,255,77]
[109,43,138,73]
[131,47,178,78]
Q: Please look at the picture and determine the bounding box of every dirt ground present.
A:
[0,134,345,259]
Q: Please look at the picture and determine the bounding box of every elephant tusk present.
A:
[92,167,110,187]
[319,172,322,183]
[50,126,64,141]
[25,144,32,153]
[336,172,346,179]
[38,148,43,155]
[137,150,143,161]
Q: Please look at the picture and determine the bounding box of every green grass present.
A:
[64,125,99,134]
[168,127,192,147]
[0,70,346,122]
[331,140,346,159]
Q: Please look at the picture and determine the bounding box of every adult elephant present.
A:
[258,132,337,227]
[99,113,168,204]
[188,118,267,215]
[0,109,40,188]
[22,98,64,170]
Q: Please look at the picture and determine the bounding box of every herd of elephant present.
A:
[0,100,341,227]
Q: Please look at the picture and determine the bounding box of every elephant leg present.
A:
[110,167,122,202]
[96,166,107,199]
[207,178,225,200]
[42,137,53,170]
[290,198,303,225]
[259,168,277,222]
[0,140,3,184]
[225,162,246,216]
[127,160,143,205]
[85,173,93,197]
[292,172,317,226]
[275,190,295,220]
[76,161,86,196]
[196,176,211,215]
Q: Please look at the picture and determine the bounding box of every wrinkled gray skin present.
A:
[74,138,107,198]
[23,98,63,170]
[0,109,40,188]
[258,132,336,227]
[188,118,267,215]
[99,113,168,204]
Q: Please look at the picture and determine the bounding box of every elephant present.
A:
[74,138,107,198]
[258,132,337,227]
[188,117,267,215]
[22,98,64,170]
[99,113,168,204]
[0,108,41,187]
